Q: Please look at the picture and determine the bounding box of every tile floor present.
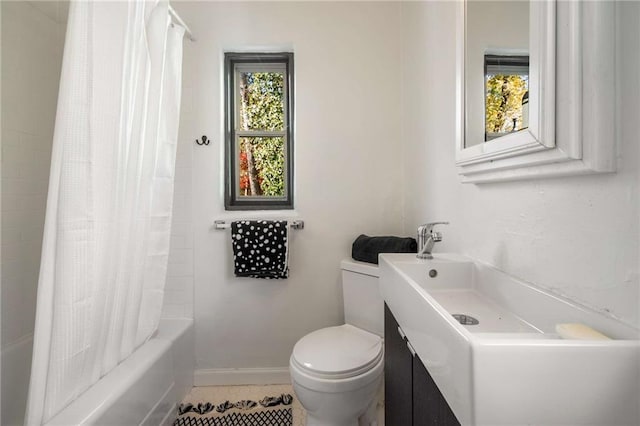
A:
[181,383,385,425]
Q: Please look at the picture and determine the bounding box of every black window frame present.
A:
[483,54,529,76]
[224,52,294,210]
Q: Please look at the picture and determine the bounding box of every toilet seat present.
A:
[291,324,383,380]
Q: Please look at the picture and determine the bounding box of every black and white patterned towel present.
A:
[231,220,289,279]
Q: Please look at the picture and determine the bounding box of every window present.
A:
[484,54,529,141]
[224,52,294,210]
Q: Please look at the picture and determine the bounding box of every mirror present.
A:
[465,1,529,146]
[457,0,556,171]
[456,1,617,183]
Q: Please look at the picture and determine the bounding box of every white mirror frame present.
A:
[456,1,616,183]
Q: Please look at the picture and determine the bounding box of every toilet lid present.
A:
[292,324,383,379]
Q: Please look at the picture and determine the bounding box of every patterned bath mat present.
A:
[174,393,293,426]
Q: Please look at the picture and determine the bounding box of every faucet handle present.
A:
[423,221,449,234]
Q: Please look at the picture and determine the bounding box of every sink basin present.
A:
[380,253,640,426]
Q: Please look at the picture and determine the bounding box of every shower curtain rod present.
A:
[168,4,195,41]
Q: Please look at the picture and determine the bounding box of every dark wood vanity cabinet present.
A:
[385,303,413,425]
[412,351,460,426]
[385,304,460,426]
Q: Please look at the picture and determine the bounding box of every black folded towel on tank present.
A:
[351,234,417,265]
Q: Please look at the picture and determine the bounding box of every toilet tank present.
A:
[341,259,384,337]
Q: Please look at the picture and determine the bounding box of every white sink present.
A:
[380,253,640,426]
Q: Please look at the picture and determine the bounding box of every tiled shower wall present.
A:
[161,75,195,319]
[1,2,66,424]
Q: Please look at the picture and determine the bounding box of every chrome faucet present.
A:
[417,222,449,259]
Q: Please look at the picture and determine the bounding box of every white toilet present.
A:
[289,259,384,426]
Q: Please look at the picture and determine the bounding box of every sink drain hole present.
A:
[452,314,479,325]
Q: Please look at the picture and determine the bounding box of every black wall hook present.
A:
[196,135,210,145]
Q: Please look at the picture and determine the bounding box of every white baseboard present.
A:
[194,367,291,387]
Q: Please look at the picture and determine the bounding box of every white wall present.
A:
[170,1,404,379]
[401,1,639,329]
[1,2,66,424]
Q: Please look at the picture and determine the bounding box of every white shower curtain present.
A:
[25,1,185,424]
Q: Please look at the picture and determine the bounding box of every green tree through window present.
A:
[238,72,285,197]
[484,54,529,141]
[485,74,528,134]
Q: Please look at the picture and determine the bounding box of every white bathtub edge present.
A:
[44,318,194,426]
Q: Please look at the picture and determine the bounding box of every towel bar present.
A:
[214,219,304,230]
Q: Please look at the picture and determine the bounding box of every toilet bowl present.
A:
[289,260,383,426]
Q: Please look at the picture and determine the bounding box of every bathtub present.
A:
[45,318,194,426]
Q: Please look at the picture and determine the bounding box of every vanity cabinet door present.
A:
[384,304,413,426]
[385,303,461,426]
[413,355,461,426]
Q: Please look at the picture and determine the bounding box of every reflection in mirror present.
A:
[484,54,529,141]
[465,1,529,147]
